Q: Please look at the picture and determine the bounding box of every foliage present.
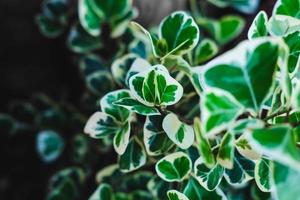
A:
[4,0,299,199]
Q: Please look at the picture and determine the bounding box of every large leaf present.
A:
[156,152,192,182]
[202,38,279,112]
[100,89,131,123]
[162,113,194,149]
[272,162,300,200]
[246,125,300,171]
[129,65,183,106]
[273,0,300,18]
[194,157,224,191]
[201,89,243,137]
[143,115,174,156]
[119,137,147,172]
[36,130,64,162]
[248,11,268,39]
[194,118,215,168]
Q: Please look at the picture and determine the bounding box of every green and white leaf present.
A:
[202,38,279,112]
[111,54,139,86]
[125,58,151,86]
[217,132,235,169]
[194,157,224,191]
[201,89,243,137]
[194,118,215,168]
[89,183,113,200]
[268,15,300,36]
[100,89,131,123]
[248,11,268,39]
[273,0,300,18]
[193,38,218,65]
[167,190,189,200]
[224,151,255,185]
[129,65,183,106]
[156,152,192,182]
[162,113,194,149]
[119,137,147,173]
[236,134,261,160]
[292,80,300,110]
[207,0,259,14]
[246,125,300,171]
[79,54,107,77]
[147,176,171,200]
[86,70,114,96]
[113,122,131,155]
[84,112,120,138]
[255,158,273,192]
[143,115,174,156]
[114,97,160,116]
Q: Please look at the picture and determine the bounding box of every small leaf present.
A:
[162,113,194,149]
[224,150,255,185]
[268,15,300,36]
[100,89,131,123]
[36,130,64,162]
[207,0,259,14]
[67,23,102,53]
[129,65,183,106]
[113,122,131,155]
[246,125,300,171]
[147,176,171,200]
[88,183,114,200]
[36,14,65,38]
[194,38,218,64]
[254,158,272,192]
[143,115,174,156]
[292,80,300,110]
[236,134,261,160]
[217,132,235,169]
[194,118,215,168]
[156,152,192,182]
[248,11,268,39]
[201,90,243,137]
[79,54,107,77]
[167,190,189,200]
[86,70,114,96]
[114,97,160,116]
[194,157,224,191]
[119,137,147,173]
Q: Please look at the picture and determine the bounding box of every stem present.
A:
[263,108,291,121]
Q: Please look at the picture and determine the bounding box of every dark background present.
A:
[0,0,276,199]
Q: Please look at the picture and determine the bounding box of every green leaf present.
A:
[194,157,224,191]
[84,112,120,138]
[201,90,243,137]
[235,133,261,160]
[207,0,259,14]
[114,97,160,116]
[162,113,194,149]
[113,122,131,155]
[89,183,114,200]
[111,54,139,86]
[36,14,65,38]
[224,150,255,185]
[156,152,192,182]
[167,190,189,200]
[67,23,102,53]
[129,65,183,106]
[272,162,300,200]
[183,177,226,200]
[79,54,107,77]
[194,118,215,168]
[202,38,279,112]
[197,15,245,45]
[273,0,300,18]
[217,132,235,169]
[246,125,300,171]
[147,176,171,200]
[268,15,300,36]
[283,31,300,74]
[248,11,268,39]
[193,38,219,64]
[86,71,114,96]
[100,89,131,123]
[125,58,151,87]
[79,0,102,36]
[119,137,147,173]
[254,158,272,192]
[143,115,174,156]
[36,130,64,162]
